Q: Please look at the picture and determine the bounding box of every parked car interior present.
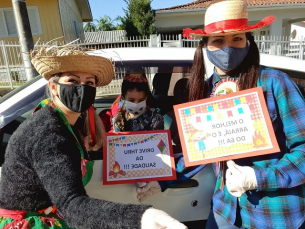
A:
[1,63,305,164]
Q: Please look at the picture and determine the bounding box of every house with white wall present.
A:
[154,0,305,38]
[291,22,305,39]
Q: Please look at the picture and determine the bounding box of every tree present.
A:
[122,0,156,36]
[83,22,96,32]
[117,15,139,37]
[95,15,117,31]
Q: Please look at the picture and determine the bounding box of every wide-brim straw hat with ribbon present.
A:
[183,0,276,39]
[30,46,115,87]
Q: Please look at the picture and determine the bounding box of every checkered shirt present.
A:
[209,66,305,229]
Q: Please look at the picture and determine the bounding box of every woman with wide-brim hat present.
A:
[0,46,187,229]
[183,0,305,228]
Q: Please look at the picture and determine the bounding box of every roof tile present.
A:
[157,0,305,11]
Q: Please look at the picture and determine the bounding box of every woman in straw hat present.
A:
[0,46,186,229]
[183,0,305,228]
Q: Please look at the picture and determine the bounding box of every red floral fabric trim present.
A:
[182,16,276,38]
[2,219,29,229]
[124,74,148,83]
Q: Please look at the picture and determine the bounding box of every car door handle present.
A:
[169,179,199,189]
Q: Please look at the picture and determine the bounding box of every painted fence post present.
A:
[1,40,14,89]
[299,37,304,60]
[149,34,157,47]
[157,34,161,47]
[178,34,183,47]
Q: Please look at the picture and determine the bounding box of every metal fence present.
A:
[96,66,153,97]
[255,35,305,59]
[0,40,27,88]
[1,34,304,90]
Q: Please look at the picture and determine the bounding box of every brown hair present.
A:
[188,32,260,101]
[47,74,105,151]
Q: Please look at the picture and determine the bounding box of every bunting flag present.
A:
[240,97,247,104]
[221,101,229,109]
[227,110,233,117]
[108,134,157,147]
[235,98,241,105]
[238,107,244,114]
[229,100,235,108]
[217,113,223,120]
[179,91,253,121]
[196,116,201,123]
[180,102,255,125]
[190,108,196,115]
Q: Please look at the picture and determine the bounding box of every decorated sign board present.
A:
[103,130,176,185]
[174,87,280,167]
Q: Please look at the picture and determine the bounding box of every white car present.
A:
[0,48,304,228]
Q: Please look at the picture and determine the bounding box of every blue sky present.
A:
[88,0,192,23]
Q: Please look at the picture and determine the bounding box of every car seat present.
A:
[152,71,172,115]
[163,78,189,153]
[161,77,204,189]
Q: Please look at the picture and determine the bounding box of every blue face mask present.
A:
[206,43,249,72]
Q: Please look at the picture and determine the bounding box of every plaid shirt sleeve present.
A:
[255,67,305,191]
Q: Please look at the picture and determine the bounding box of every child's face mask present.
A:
[124,100,146,116]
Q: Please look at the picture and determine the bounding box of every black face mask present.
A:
[56,82,96,113]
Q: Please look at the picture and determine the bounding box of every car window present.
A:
[0,97,117,165]
[0,62,192,164]
[0,76,44,104]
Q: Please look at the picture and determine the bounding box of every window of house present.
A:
[0,6,42,37]
[73,20,80,39]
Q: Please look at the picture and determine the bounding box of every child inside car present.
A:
[112,71,164,132]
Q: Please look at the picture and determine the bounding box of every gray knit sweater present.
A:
[0,106,150,228]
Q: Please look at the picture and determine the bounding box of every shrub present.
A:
[10,71,19,82]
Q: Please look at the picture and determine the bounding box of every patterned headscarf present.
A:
[123,74,147,83]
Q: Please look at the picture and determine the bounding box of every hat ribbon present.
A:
[205,18,248,34]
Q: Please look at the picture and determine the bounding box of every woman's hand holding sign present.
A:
[141,208,187,229]
[225,160,257,197]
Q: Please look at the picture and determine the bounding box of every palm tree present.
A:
[95,16,117,31]
[83,22,96,32]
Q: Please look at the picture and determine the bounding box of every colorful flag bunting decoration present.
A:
[108,134,157,147]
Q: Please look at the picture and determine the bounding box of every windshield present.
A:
[0,82,46,129]
[0,76,43,104]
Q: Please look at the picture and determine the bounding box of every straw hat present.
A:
[183,0,276,39]
[31,46,115,87]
